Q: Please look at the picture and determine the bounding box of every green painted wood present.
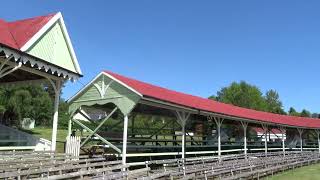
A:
[69,73,141,116]
[27,22,77,73]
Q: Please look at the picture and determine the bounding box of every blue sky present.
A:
[2,1,320,112]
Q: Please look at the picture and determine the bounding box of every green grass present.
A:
[265,163,320,180]
[26,127,69,153]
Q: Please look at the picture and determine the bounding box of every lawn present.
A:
[29,127,69,153]
[265,163,320,180]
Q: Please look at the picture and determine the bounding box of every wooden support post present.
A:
[175,111,190,161]
[280,127,286,157]
[49,79,62,151]
[316,130,320,154]
[241,121,248,159]
[297,128,304,152]
[68,118,72,136]
[122,115,129,165]
[214,117,224,161]
[261,124,268,157]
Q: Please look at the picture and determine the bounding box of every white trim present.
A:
[68,72,143,103]
[68,72,104,103]
[57,13,82,74]
[102,72,143,97]
[20,12,82,75]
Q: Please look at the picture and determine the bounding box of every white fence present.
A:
[65,136,81,157]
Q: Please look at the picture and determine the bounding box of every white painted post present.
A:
[280,127,285,157]
[68,118,72,136]
[181,122,186,159]
[175,111,190,161]
[241,121,248,159]
[122,115,129,165]
[297,129,303,152]
[51,80,61,151]
[214,117,223,161]
[316,130,320,154]
[261,124,268,157]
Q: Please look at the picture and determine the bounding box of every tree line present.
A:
[0,85,69,128]
[209,81,318,118]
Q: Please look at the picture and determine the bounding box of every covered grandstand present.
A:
[68,70,320,166]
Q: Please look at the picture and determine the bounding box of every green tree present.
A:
[264,90,286,114]
[208,95,217,100]
[7,89,33,127]
[215,81,267,111]
[0,85,54,127]
[300,109,311,117]
[58,99,70,129]
[288,107,300,116]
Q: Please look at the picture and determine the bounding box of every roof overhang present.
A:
[0,43,82,82]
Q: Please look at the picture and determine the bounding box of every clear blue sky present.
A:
[1,1,320,113]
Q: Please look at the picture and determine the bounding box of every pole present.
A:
[51,80,61,151]
[182,122,186,159]
[241,122,248,159]
[214,117,223,161]
[261,124,268,157]
[68,118,72,136]
[175,111,190,161]
[297,129,303,152]
[317,130,320,154]
[281,127,285,157]
[122,115,129,165]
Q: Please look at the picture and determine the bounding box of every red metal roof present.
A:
[104,70,320,129]
[0,13,55,49]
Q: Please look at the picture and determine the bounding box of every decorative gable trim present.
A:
[20,12,82,75]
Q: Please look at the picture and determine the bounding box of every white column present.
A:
[261,124,268,157]
[68,119,72,136]
[175,111,190,161]
[122,115,129,165]
[51,80,61,151]
[316,130,320,154]
[241,121,248,159]
[181,122,186,159]
[280,127,285,157]
[297,129,303,152]
[214,117,223,161]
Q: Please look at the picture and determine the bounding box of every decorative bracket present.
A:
[94,79,114,98]
[175,111,190,127]
[0,60,22,79]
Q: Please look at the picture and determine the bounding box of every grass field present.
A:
[28,127,69,153]
[265,163,320,180]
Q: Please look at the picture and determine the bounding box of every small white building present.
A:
[253,127,286,142]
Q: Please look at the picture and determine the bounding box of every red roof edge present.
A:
[103,70,320,129]
[8,12,57,49]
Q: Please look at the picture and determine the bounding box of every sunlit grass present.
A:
[29,127,69,153]
[264,163,320,180]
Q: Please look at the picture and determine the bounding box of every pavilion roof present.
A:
[0,13,55,49]
[0,12,82,81]
[104,70,320,129]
